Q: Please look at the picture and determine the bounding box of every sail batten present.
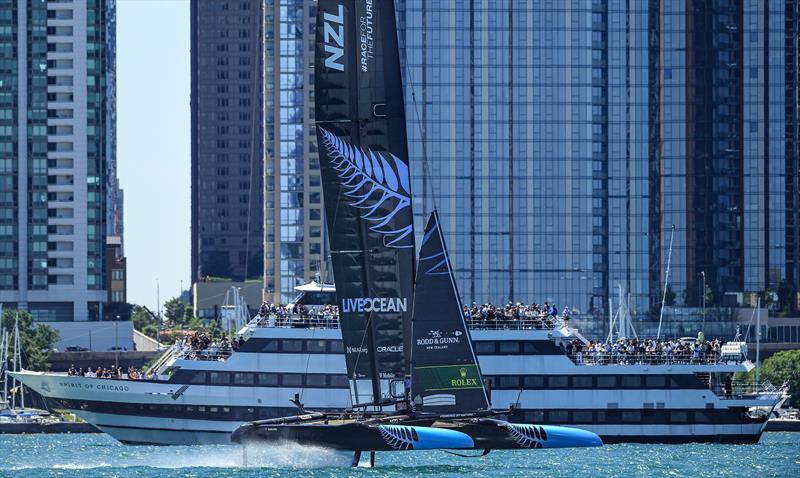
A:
[315,0,414,404]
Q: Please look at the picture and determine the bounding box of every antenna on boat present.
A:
[656,224,676,340]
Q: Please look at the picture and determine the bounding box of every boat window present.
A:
[282,374,303,387]
[523,376,545,388]
[259,340,278,352]
[281,340,303,352]
[305,375,326,387]
[572,376,593,388]
[670,411,688,423]
[596,411,606,423]
[645,375,667,388]
[330,341,344,353]
[693,410,712,423]
[547,376,569,388]
[188,371,207,384]
[573,410,593,423]
[596,375,617,388]
[498,341,520,354]
[498,376,520,389]
[329,375,349,388]
[306,340,328,353]
[522,341,539,354]
[257,373,278,386]
[621,375,642,388]
[233,372,254,385]
[621,411,641,422]
[474,341,495,354]
[524,411,544,422]
[547,410,568,423]
[209,372,230,385]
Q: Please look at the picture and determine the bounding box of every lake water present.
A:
[0,432,798,477]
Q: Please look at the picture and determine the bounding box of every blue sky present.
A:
[117,1,190,309]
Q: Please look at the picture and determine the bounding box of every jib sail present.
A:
[411,211,490,414]
[314,0,415,405]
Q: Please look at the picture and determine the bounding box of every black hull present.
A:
[231,418,603,452]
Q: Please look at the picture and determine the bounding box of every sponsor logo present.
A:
[323,4,345,71]
[376,345,403,353]
[346,346,369,355]
[341,297,408,313]
[450,377,479,387]
[415,329,462,350]
[359,0,374,72]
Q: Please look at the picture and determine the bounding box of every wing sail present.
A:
[411,211,490,414]
[314,0,415,404]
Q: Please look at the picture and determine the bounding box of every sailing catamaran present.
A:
[232,211,602,463]
[230,0,601,464]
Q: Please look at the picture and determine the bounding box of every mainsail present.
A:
[314,0,415,405]
[411,211,491,414]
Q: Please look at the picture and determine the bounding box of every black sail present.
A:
[411,211,490,414]
[314,0,414,405]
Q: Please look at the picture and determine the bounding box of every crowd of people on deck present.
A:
[256,302,339,322]
[174,331,245,359]
[464,301,571,329]
[252,300,570,329]
[67,364,157,380]
[564,336,726,365]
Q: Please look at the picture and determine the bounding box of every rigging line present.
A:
[298,324,316,403]
[400,37,438,217]
[243,0,264,281]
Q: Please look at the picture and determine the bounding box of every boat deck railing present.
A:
[240,314,566,332]
[465,316,565,330]
[567,351,730,366]
[712,381,784,400]
[172,344,234,362]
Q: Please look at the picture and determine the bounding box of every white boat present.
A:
[10,302,784,445]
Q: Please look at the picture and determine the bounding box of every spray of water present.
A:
[242,441,353,468]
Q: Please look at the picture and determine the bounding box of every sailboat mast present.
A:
[315,0,416,407]
[14,313,24,409]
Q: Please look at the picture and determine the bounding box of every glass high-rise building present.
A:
[396,0,800,317]
[191,0,328,304]
[190,0,265,283]
[0,0,120,321]
[263,0,328,304]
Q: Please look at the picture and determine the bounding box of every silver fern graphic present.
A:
[318,127,413,248]
[378,425,419,450]
[505,424,546,449]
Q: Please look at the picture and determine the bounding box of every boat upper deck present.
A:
[154,312,749,369]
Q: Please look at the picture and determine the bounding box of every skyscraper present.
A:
[396,0,799,317]
[191,0,328,304]
[0,0,120,321]
[190,0,265,283]
[262,0,328,303]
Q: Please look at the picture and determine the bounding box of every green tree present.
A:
[1,309,59,371]
[183,304,194,324]
[131,305,156,332]
[163,297,187,325]
[736,349,800,408]
[760,349,800,408]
